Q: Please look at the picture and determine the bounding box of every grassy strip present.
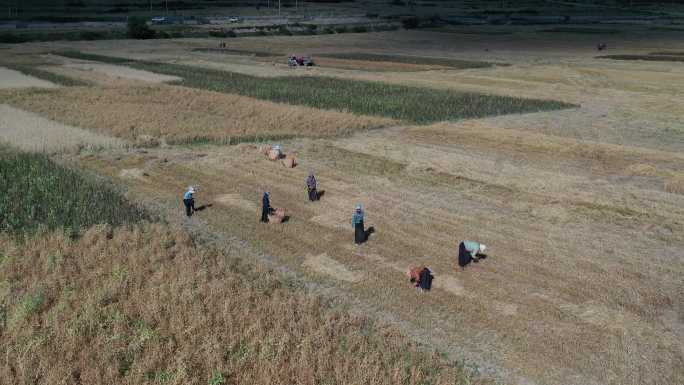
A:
[0,29,127,44]
[169,133,304,146]
[317,52,501,69]
[597,54,684,63]
[191,48,276,57]
[649,51,684,56]
[539,27,621,34]
[0,147,144,236]
[2,64,88,87]
[56,51,575,124]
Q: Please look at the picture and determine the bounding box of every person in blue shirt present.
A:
[183,186,196,217]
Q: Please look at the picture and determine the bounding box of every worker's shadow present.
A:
[364,226,375,241]
[316,190,325,200]
[195,204,213,212]
[473,254,488,263]
[281,215,290,223]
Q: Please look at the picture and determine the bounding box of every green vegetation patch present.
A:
[56,51,575,124]
[597,54,684,63]
[539,27,621,34]
[2,64,88,87]
[0,147,145,236]
[0,29,126,44]
[649,51,684,56]
[318,52,502,69]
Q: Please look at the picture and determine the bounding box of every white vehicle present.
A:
[151,16,167,24]
[228,16,241,23]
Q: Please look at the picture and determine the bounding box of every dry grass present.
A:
[0,104,126,153]
[5,29,684,385]
[0,223,473,385]
[312,57,447,72]
[624,163,659,176]
[0,84,394,144]
[75,133,684,385]
[664,176,684,195]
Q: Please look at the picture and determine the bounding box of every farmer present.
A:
[352,204,367,244]
[183,186,196,217]
[261,192,273,223]
[306,169,318,202]
[458,240,487,269]
[407,266,433,291]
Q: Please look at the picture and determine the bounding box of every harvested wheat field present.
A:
[0,84,395,144]
[2,25,684,385]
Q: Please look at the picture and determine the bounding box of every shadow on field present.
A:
[196,203,213,212]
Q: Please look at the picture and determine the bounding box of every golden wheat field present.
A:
[1,25,684,385]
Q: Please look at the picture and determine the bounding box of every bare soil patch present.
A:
[0,66,57,89]
[303,253,361,283]
[0,104,125,153]
[62,62,182,83]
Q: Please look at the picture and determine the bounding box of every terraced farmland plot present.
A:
[55,51,575,124]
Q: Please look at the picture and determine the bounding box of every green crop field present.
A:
[0,147,145,236]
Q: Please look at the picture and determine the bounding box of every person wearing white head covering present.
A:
[183,186,196,217]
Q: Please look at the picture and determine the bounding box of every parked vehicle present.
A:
[288,55,314,67]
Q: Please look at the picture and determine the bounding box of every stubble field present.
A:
[1,26,683,385]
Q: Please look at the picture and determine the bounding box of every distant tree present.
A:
[127,17,156,39]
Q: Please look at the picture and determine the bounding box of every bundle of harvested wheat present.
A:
[282,155,296,168]
[268,208,286,223]
[664,176,684,195]
[259,144,272,156]
[268,149,282,161]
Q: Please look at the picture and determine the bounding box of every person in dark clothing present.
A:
[352,204,366,244]
[183,186,196,217]
[407,266,433,291]
[306,170,318,202]
[458,241,470,268]
[261,192,273,223]
[418,267,433,291]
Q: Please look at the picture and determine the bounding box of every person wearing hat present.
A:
[261,191,273,223]
[352,204,366,244]
[306,169,318,202]
[183,186,196,217]
[458,240,487,269]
